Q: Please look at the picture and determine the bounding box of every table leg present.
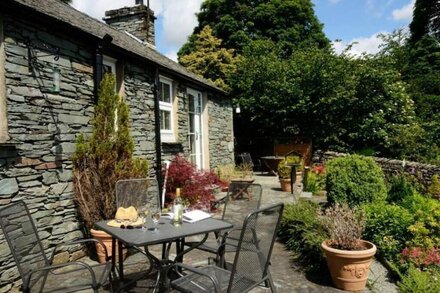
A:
[111,238,116,274]
[118,240,124,280]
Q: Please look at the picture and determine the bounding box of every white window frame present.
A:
[159,76,175,142]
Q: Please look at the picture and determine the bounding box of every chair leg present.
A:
[265,270,277,293]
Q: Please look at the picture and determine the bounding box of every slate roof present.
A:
[5,0,226,94]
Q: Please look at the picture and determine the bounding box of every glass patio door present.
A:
[188,88,203,169]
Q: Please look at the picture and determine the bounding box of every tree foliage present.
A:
[179,26,240,91]
[410,0,440,43]
[230,40,414,154]
[178,0,329,58]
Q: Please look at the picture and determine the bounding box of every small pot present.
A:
[321,240,376,291]
[90,228,127,263]
[279,178,291,192]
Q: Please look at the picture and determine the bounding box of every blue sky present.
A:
[72,0,415,60]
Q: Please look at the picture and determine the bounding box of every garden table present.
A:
[95,217,233,292]
[260,155,285,175]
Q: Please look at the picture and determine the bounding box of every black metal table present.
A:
[95,217,233,292]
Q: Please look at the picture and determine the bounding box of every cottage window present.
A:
[0,16,9,143]
[159,76,175,142]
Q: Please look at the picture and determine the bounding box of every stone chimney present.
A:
[104,1,156,47]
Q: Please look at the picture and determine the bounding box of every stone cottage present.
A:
[0,0,234,290]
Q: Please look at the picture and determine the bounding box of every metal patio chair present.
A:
[185,182,263,266]
[0,201,113,293]
[115,178,160,210]
[115,178,160,275]
[171,203,284,293]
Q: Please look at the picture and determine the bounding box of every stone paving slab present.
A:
[81,174,398,292]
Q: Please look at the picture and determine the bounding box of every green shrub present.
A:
[362,202,414,261]
[278,201,328,271]
[326,155,387,206]
[428,174,440,199]
[387,175,415,204]
[401,193,440,248]
[398,266,440,293]
[305,171,318,193]
[277,156,302,179]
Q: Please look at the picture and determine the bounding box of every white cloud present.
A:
[328,0,342,4]
[160,0,203,47]
[392,0,414,21]
[332,32,386,56]
[164,49,178,62]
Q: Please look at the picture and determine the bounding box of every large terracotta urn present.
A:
[90,228,127,263]
[321,240,376,291]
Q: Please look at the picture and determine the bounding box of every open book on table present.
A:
[161,210,211,223]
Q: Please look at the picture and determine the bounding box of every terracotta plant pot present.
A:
[90,228,127,263]
[321,240,376,291]
[279,178,291,192]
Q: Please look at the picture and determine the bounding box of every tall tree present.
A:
[179,26,240,91]
[178,0,329,58]
[410,0,440,43]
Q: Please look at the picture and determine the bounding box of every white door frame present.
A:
[187,88,203,169]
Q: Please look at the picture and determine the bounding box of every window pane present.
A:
[189,113,195,133]
[188,94,194,113]
[160,82,171,103]
[160,110,171,130]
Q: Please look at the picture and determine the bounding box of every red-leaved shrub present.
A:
[164,155,221,210]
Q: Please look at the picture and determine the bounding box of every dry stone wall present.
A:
[313,151,440,190]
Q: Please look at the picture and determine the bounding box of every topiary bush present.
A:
[326,155,387,206]
[278,201,328,271]
[362,202,414,261]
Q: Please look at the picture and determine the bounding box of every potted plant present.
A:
[320,203,376,291]
[277,156,302,192]
[72,74,148,263]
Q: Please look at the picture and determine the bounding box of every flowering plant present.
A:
[400,247,440,270]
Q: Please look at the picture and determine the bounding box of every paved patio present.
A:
[92,174,398,292]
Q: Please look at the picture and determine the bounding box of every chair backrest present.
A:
[115,178,159,209]
[238,152,254,168]
[228,203,284,293]
[0,201,49,288]
[222,182,263,227]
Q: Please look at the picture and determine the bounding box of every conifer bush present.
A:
[73,74,148,231]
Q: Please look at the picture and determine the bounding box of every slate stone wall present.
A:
[207,94,234,169]
[0,17,156,292]
[313,151,440,190]
[0,12,233,292]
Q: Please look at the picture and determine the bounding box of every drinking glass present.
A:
[138,205,149,230]
[149,208,161,231]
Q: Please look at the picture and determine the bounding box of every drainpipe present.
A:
[93,34,113,102]
[153,66,163,207]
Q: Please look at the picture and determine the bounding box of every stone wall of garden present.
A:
[0,17,156,292]
[312,150,440,190]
